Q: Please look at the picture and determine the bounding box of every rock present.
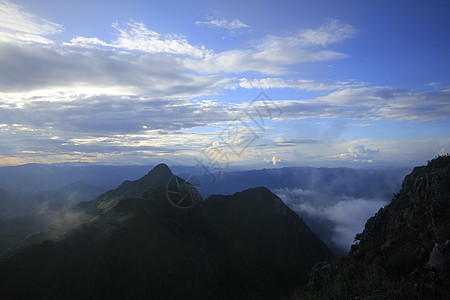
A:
[425,240,449,272]
[380,239,393,252]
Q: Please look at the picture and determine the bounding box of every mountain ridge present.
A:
[294,155,450,299]
[0,164,333,299]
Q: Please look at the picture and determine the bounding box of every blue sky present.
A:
[0,0,449,169]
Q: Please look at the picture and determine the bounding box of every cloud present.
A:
[239,78,346,91]
[260,19,357,49]
[264,156,281,165]
[0,19,230,96]
[0,0,63,44]
[184,19,356,75]
[195,18,250,30]
[277,187,388,251]
[111,21,211,58]
[0,7,364,167]
[0,96,237,135]
[323,199,387,250]
[332,145,380,162]
[0,41,234,95]
[261,87,450,122]
[2,2,446,168]
[0,13,357,97]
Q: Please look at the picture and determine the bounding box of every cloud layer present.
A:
[0,1,449,166]
[276,187,388,252]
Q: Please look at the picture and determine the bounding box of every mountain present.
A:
[197,166,408,256]
[23,164,175,244]
[294,155,450,299]
[1,162,408,256]
[0,164,332,299]
[199,166,408,200]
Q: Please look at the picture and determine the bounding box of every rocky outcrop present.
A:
[294,155,450,299]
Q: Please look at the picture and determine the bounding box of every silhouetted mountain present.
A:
[199,166,408,200]
[1,162,408,258]
[0,165,332,299]
[23,164,175,245]
[294,155,450,299]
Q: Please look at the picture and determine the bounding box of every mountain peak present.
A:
[1,180,333,299]
[147,163,172,177]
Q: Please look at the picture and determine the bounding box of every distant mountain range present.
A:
[0,163,409,199]
[0,163,410,256]
[0,164,332,299]
[294,155,450,299]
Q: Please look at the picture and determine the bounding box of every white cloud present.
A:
[239,77,350,91]
[296,19,357,47]
[0,0,63,44]
[0,39,234,96]
[112,21,211,58]
[292,198,387,251]
[276,186,390,251]
[1,3,446,167]
[324,199,387,250]
[260,87,450,122]
[65,21,211,59]
[264,156,281,165]
[184,47,347,75]
[332,145,380,162]
[196,18,250,30]
[184,19,356,75]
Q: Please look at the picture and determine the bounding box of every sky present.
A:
[0,0,449,170]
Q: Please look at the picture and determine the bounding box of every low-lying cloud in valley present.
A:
[276,187,388,254]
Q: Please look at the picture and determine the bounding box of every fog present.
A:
[276,187,388,254]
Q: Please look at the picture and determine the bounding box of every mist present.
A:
[275,187,389,254]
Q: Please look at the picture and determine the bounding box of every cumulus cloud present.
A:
[111,21,211,58]
[65,21,212,58]
[196,18,250,30]
[332,145,380,162]
[264,156,281,165]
